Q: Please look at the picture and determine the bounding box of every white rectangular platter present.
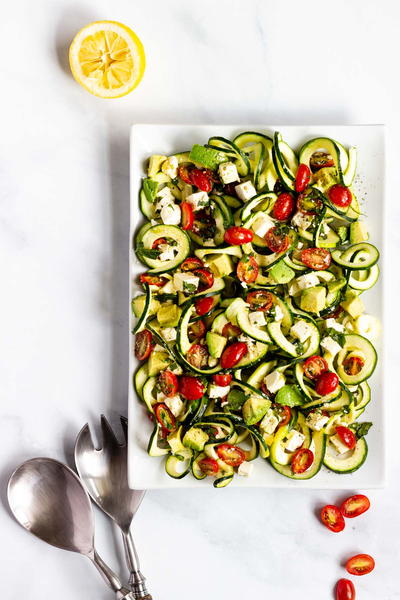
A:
[128,124,385,489]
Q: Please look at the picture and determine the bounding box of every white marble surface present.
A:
[0,0,399,598]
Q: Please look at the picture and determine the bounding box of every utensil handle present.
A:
[91,550,135,599]
[122,530,152,600]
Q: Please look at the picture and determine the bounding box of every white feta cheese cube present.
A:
[291,212,314,230]
[259,409,279,435]
[171,363,183,375]
[218,161,239,184]
[325,318,345,332]
[238,461,254,477]
[297,241,304,250]
[208,384,230,399]
[249,311,267,327]
[235,180,257,201]
[263,370,285,394]
[296,273,320,290]
[306,411,329,432]
[156,186,175,203]
[208,356,218,367]
[158,244,178,261]
[164,395,184,417]
[157,391,166,402]
[274,305,284,322]
[186,191,209,211]
[173,272,200,293]
[320,336,342,356]
[161,327,177,342]
[285,430,305,452]
[153,344,165,353]
[330,433,350,455]
[241,282,248,288]
[151,219,158,226]
[251,213,275,238]
[290,320,314,343]
[160,203,181,225]
[161,156,179,179]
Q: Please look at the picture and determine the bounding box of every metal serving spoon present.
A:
[7,457,134,600]
[75,416,151,600]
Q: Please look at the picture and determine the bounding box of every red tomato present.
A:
[154,403,176,432]
[291,448,314,474]
[346,554,375,576]
[343,355,365,376]
[340,494,370,518]
[296,188,323,214]
[303,355,328,380]
[216,444,246,467]
[158,370,178,397]
[190,168,213,192]
[178,165,192,184]
[198,457,219,475]
[224,226,254,245]
[195,296,214,316]
[320,505,345,533]
[275,405,291,426]
[188,320,206,341]
[323,305,343,320]
[213,374,232,386]
[220,342,248,369]
[181,202,194,230]
[139,273,168,287]
[301,247,331,270]
[245,290,274,312]
[187,344,209,368]
[315,371,339,396]
[329,184,352,208]
[222,323,242,338]
[193,268,214,290]
[152,237,167,249]
[295,163,311,193]
[181,257,204,271]
[310,152,335,172]
[336,425,357,450]
[134,329,153,361]
[265,227,290,253]
[272,193,295,221]
[179,376,205,401]
[336,579,356,600]
[237,255,259,284]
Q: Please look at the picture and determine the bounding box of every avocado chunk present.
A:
[206,331,227,358]
[312,166,338,193]
[157,304,182,327]
[341,291,365,318]
[148,155,167,177]
[269,260,295,284]
[226,388,247,411]
[275,385,303,407]
[207,254,234,277]
[167,427,185,453]
[350,221,369,244]
[189,144,227,170]
[242,395,271,426]
[183,427,209,451]
[300,285,326,313]
[148,351,170,377]
[327,277,347,294]
[131,295,160,318]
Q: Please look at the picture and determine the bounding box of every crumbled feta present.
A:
[186,191,209,211]
[214,426,226,439]
[330,433,350,455]
[290,320,314,343]
[157,391,166,402]
[320,336,342,356]
[161,327,177,342]
[153,344,165,353]
[306,411,329,432]
[170,363,183,375]
[158,244,178,261]
[288,281,300,296]
[285,430,305,452]
[173,272,199,292]
[297,241,304,250]
[263,370,285,394]
[160,203,181,225]
[241,282,248,288]
[249,311,267,327]
[252,213,275,238]
[203,239,216,247]
[151,219,158,226]
[296,273,320,290]
[159,279,176,294]
[235,180,257,201]
[161,156,179,179]
[218,161,239,184]
[208,384,230,398]
[274,305,284,322]
[325,318,345,332]
[259,409,279,435]
[156,186,175,203]
[208,356,218,367]
[238,461,254,477]
[321,221,331,236]
[291,212,313,230]
[164,394,184,417]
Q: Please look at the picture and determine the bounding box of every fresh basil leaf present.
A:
[350,422,373,439]
[136,242,160,260]
[325,328,346,347]
[143,178,158,203]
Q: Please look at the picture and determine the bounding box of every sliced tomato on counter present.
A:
[139,273,168,287]
[181,202,194,230]
[179,376,205,401]
[303,355,328,380]
[178,165,192,184]
[188,320,206,341]
[220,342,248,369]
[158,370,178,397]
[222,323,242,338]
[195,295,215,316]
[181,257,204,271]
[340,494,370,518]
[310,151,335,172]
[272,193,294,221]
[193,267,214,290]
[301,247,331,270]
[198,457,219,475]
[190,168,213,192]
[315,371,339,396]
[335,426,356,450]
[216,444,246,467]
[291,448,314,474]
[245,290,273,312]
[187,344,209,368]
[237,255,259,284]
[134,329,153,361]
[154,403,176,433]
[335,579,355,600]
[265,226,290,253]
[320,504,345,533]
[346,554,375,576]
[224,226,254,245]
[295,163,311,193]
[329,184,352,208]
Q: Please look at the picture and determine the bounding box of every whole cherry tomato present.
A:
[188,320,206,341]
[179,376,205,401]
[272,193,295,221]
[265,227,290,253]
[154,403,176,432]
[187,344,209,368]
[216,444,246,467]
[336,579,355,600]
[193,268,214,290]
[295,163,311,193]
[213,374,232,386]
[158,370,178,397]
[237,255,259,284]
[181,257,204,271]
[178,165,192,184]
[190,168,213,192]
[245,290,273,311]
[224,226,254,245]
[329,184,352,208]
[320,505,345,533]
[198,457,219,475]
[346,554,375,576]
[340,494,370,518]
[336,425,357,450]
[222,323,242,338]
[303,355,328,380]
[181,202,194,230]
[195,296,214,316]
[310,152,335,172]
[220,342,248,369]
[139,273,168,287]
[315,371,339,396]
[135,329,153,361]
[301,247,331,270]
[343,355,365,376]
[291,448,314,474]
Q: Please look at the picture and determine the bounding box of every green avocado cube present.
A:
[206,331,227,358]
[350,221,369,244]
[242,395,271,426]
[148,155,167,177]
[131,295,160,318]
[148,351,170,377]
[269,260,295,284]
[157,304,182,327]
[167,428,185,453]
[300,286,326,313]
[183,427,209,451]
[189,144,228,170]
[275,385,303,408]
[327,277,347,294]
[207,254,234,277]
[341,292,365,318]
[226,388,247,411]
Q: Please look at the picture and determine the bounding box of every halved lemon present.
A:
[69,21,146,98]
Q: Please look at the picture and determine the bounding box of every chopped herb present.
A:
[325,328,346,347]
[142,178,158,203]
[136,242,160,260]
[350,422,373,439]
[183,282,197,294]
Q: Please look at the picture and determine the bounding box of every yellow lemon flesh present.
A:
[69,21,145,98]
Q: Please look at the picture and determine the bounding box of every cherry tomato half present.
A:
[158,370,178,397]
[265,227,290,253]
[310,151,335,172]
[295,163,311,193]
[187,344,209,368]
[213,374,232,386]
[188,320,206,341]
[178,165,192,184]
[340,494,370,518]
[291,448,314,474]
[181,202,194,230]
[296,187,323,214]
[135,329,153,361]
[198,457,219,475]
[216,444,246,467]
[224,226,254,245]
[346,554,375,576]
[220,342,248,369]
[222,323,242,338]
[152,237,167,249]
[139,273,168,287]
[193,268,214,290]
[343,355,365,376]
[303,355,329,380]
[237,255,259,284]
[190,168,213,192]
[195,296,214,316]
[181,257,204,271]
[275,405,291,427]
[179,376,205,401]
[315,371,339,396]
[335,425,357,450]
[329,184,352,208]
[245,290,273,312]
[320,505,345,533]
[336,579,355,600]
[301,247,331,270]
[272,193,295,221]
[154,403,176,433]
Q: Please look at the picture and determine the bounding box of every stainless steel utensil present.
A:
[7,457,135,600]
[75,416,151,600]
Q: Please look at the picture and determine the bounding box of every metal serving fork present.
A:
[75,415,152,600]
